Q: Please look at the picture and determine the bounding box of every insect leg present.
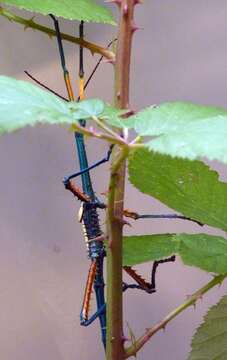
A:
[123,255,176,294]
[63,145,113,184]
[80,257,106,347]
[150,255,176,290]
[49,14,74,101]
[80,260,97,324]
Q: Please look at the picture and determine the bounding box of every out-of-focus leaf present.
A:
[188,296,227,360]
[1,0,115,24]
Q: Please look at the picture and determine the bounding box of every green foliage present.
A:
[103,101,227,163]
[130,102,227,163]
[132,102,227,135]
[70,98,105,119]
[188,295,227,360]
[177,233,227,274]
[0,76,104,134]
[99,105,128,127]
[123,234,174,266]
[1,0,115,24]
[123,233,227,274]
[128,148,227,232]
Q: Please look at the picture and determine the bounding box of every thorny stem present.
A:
[125,274,227,358]
[106,1,138,360]
[0,6,115,61]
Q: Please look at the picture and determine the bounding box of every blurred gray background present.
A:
[0,1,227,359]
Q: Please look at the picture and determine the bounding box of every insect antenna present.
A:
[83,38,117,94]
[24,70,68,101]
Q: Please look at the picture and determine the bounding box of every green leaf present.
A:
[132,102,227,136]
[70,98,104,120]
[128,148,227,232]
[123,233,227,274]
[176,234,227,274]
[1,0,115,24]
[123,234,175,266]
[131,102,227,163]
[0,76,104,134]
[188,295,227,360]
[0,75,71,133]
[99,104,128,127]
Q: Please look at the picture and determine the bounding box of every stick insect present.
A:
[25,17,203,349]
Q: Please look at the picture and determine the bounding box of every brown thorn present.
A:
[114,216,131,227]
[123,4,129,16]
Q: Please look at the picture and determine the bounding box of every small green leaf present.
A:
[1,0,115,24]
[123,233,227,274]
[128,149,227,232]
[0,76,104,134]
[99,105,128,127]
[188,296,227,360]
[70,98,104,120]
[131,102,227,163]
[123,234,175,266]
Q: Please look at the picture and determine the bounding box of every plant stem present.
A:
[125,274,227,358]
[71,123,127,146]
[106,1,137,360]
[0,6,115,61]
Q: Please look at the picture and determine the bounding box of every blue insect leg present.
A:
[63,144,113,185]
[94,256,106,348]
[80,303,106,326]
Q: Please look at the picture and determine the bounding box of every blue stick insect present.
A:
[48,15,109,348]
[25,17,204,349]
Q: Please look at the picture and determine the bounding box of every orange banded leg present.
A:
[123,256,176,294]
[79,76,85,100]
[80,259,106,326]
[64,71,74,101]
[123,266,155,294]
[81,260,97,322]
[50,15,75,102]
